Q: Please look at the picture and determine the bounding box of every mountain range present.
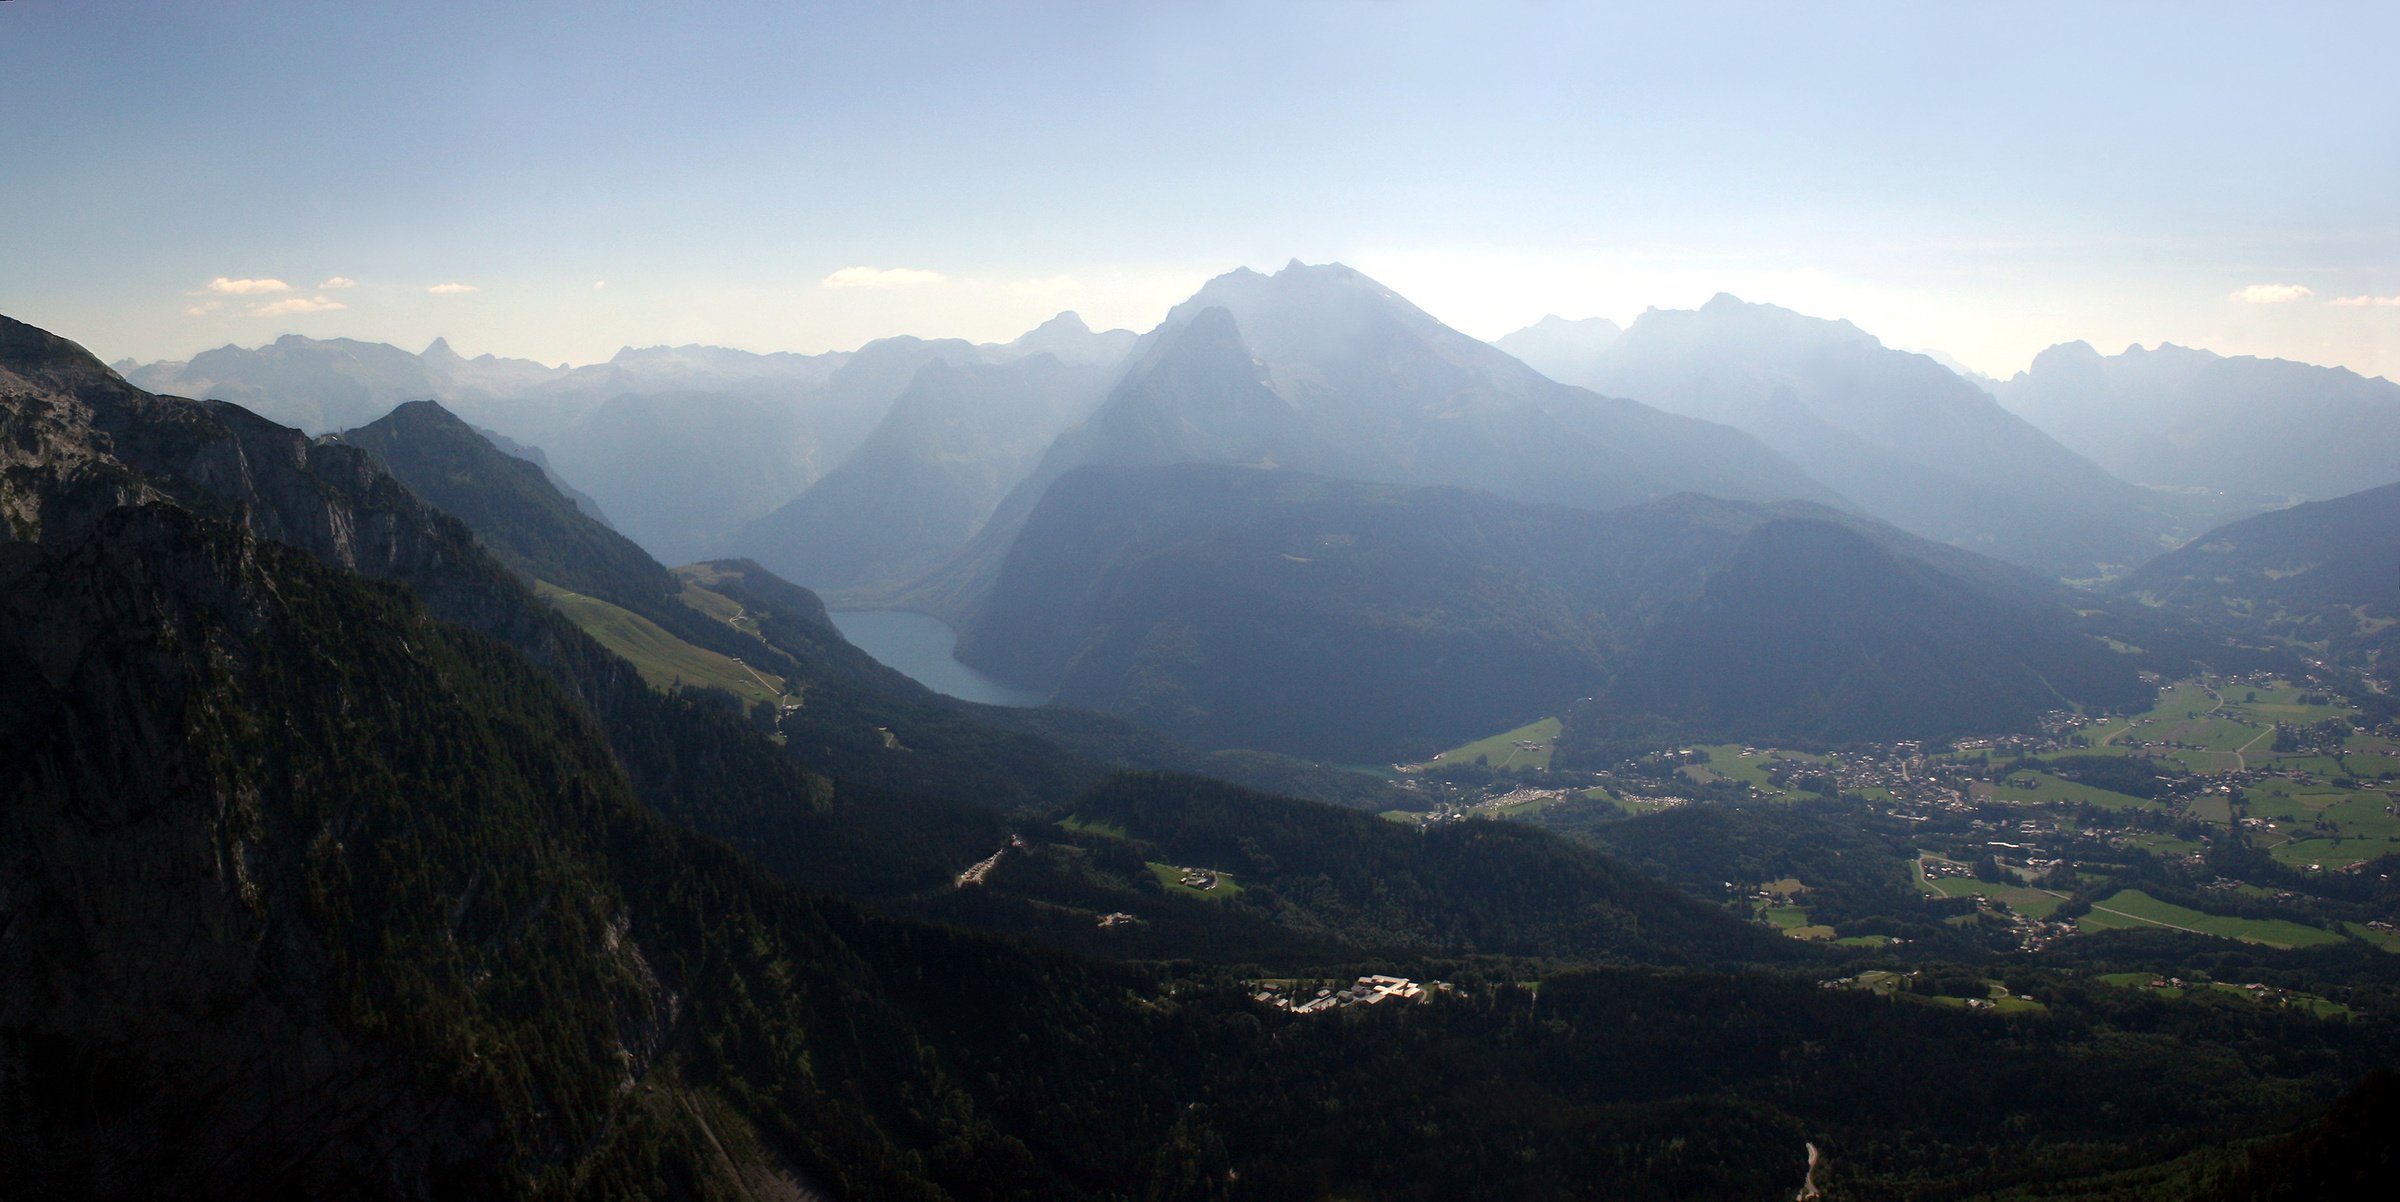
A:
[715,321,1128,595]
[118,315,1136,565]
[1992,339,2400,503]
[12,288,2398,1199]
[1502,295,2175,575]
[887,263,1838,622]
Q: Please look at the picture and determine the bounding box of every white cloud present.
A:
[247,295,348,317]
[205,276,291,295]
[821,265,946,289]
[593,280,608,290]
[427,282,479,295]
[184,300,222,316]
[318,276,358,289]
[2331,294,2400,307]
[2229,283,2313,304]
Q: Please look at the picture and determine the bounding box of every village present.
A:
[1248,975,1453,1015]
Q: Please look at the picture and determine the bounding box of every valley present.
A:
[9,261,2400,1200]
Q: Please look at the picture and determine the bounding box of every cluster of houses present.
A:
[1251,975,1450,1014]
[1177,866,1220,890]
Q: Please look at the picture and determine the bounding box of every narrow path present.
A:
[2086,903,2208,936]
[2231,726,2272,773]
[726,656,781,701]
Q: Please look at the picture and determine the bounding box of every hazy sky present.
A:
[4,1,2395,378]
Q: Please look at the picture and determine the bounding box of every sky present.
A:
[3,0,2396,379]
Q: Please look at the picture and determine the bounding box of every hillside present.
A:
[1527,294,2171,575]
[953,462,2143,759]
[1996,340,2400,501]
[333,387,1411,814]
[2111,481,2400,669]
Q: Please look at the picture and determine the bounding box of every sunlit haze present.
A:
[4,1,2394,378]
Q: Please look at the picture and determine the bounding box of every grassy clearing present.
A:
[1146,861,1244,900]
[1430,717,1561,771]
[1927,982,2046,1014]
[1759,903,1833,941]
[2079,889,2344,949]
[2344,922,2400,953]
[1059,814,1130,840]
[1679,744,1820,795]
[2118,831,2205,858]
[1922,873,2064,919]
[538,581,789,706]
[1990,769,2152,810]
[2094,971,2351,1017]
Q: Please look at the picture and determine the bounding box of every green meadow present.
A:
[538,581,790,707]
[2079,889,2345,949]
[1430,717,1561,771]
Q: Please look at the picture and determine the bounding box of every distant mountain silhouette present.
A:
[890,262,1836,620]
[1995,340,2400,501]
[116,314,1134,565]
[1512,295,2172,575]
[716,350,1126,594]
[1493,313,1621,384]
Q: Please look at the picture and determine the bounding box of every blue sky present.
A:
[3,1,2395,377]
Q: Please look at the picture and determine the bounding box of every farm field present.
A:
[2078,889,2345,949]
[2343,922,2400,953]
[1429,717,1560,771]
[1916,857,2066,919]
[1991,768,2151,810]
[538,581,790,707]
[1680,744,1824,795]
[2240,775,2400,871]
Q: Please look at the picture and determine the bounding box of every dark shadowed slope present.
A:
[952,462,2142,760]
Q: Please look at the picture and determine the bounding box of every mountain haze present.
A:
[1995,340,2400,502]
[1517,295,2172,574]
[891,262,1837,620]
[1493,313,1622,384]
[716,319,1132,593]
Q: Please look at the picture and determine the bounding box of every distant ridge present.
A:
[1507,294,2173,575]
[1996,340,2400,501]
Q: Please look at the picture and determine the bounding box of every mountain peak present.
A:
[1027,311,1089,337]
[422,336,461,362]
[0,313,130,396]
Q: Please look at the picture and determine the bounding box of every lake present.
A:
[826,610,1049,708]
